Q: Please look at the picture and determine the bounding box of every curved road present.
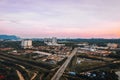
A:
[51,48,78,80]
[16,70,25,80]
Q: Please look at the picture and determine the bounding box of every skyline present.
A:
[0,0,120,38]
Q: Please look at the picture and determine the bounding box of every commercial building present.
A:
[21,39,32,49]
[44,37,64,46]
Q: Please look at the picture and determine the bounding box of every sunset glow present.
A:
[0,0,120,38]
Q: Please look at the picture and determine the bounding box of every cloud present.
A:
[0,0,120,38]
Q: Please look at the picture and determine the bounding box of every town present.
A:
[0,36,120,80]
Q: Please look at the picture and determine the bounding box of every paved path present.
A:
[116,71,120,80]
[31,72,37,80]
[16,70,25,80]
[51,48,78,80]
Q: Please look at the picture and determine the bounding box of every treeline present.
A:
[32,41,46,47]
[59,38,120,45]
[0,41,47,49]
[0,41,21,49]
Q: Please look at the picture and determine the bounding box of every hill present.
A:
[0,35,20,40]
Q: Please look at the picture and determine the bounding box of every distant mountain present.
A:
[0,35,20,40]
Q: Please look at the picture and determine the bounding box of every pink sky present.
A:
[0,0,120,38]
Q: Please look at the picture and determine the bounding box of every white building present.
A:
[33,51,52,56]
[107,43,118,49]
[44,37,64,46]
[21,39,32,49]
[52,37,57,44]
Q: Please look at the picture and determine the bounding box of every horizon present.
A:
[0,34,120,39]
[0,0,120,38]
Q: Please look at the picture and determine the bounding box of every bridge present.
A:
[51,48,78,80]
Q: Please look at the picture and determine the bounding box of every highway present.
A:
[51,48,78,80]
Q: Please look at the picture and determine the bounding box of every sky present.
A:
[0,0,120,38]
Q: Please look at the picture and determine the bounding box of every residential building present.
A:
[21,39,32,49]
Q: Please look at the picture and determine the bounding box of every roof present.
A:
[33,51,52,56]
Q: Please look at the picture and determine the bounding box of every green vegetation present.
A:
[65,51,120,80]
[0,41,46,50]
[0,60,30,80]
[0,54,58,80]
[0,63,19,80]
[77,53,115,62]
[32,41,46,47]
[0,41,21,49]
[67,55,105,73]
[59,38,120,44]
[108,51,120,59]
[63,70,118,80]
[0,53,56,70]
[75,61,105,72]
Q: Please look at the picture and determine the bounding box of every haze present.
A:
[0,0,120,38]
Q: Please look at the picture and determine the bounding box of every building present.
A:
[33,51,52,56]
[21,39,32,49]
[44,37,64,46]
[77,43,89,47]
[52,37,57,44]
[107,43,118,49]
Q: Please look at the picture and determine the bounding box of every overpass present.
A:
[51,48,78,80]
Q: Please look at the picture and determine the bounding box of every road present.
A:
[0,53,49,72]
[116,71,120,80]
[51,48,78,80]
[16,70,25,80]
[30,72,37,80]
